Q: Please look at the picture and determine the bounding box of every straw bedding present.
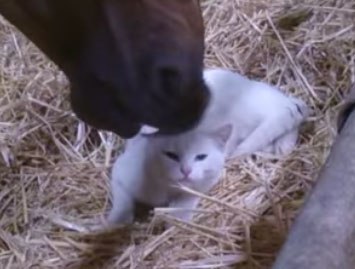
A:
[0,0,354,268]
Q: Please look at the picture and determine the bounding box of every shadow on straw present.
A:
[67,202,153,269]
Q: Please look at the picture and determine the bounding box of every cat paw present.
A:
[267,130,299,156]
[107,209,134,226]
[273,140,296,156]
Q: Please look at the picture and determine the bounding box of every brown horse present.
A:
[0,0,209,138]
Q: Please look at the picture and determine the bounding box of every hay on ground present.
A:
[0,0,354,268]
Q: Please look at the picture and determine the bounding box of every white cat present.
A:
[199,68,308,158]
[108,68,308,225]
[107,125,232,224]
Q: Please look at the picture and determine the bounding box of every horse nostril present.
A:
[147,61,209,135]
[158,66,182,97]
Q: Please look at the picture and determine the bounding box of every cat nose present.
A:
[180,166,192,177]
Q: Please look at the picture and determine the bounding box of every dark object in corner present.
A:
[337,84,355,132]
[272,83,355,269]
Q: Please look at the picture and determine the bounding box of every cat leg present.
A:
[231,100,307,158]
[107,183,135,225]
[272,129,299,155]
[260,143,274,154]
[168,194,201,222]
[261,129,299,156]
[231,121,296,158]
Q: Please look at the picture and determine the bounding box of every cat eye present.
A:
[164,151,179,161]
[195,154,207,161]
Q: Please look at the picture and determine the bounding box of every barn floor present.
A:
[0,0,354,268]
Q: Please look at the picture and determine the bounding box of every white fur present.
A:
[200,68,308,158]
[108,125,231,224]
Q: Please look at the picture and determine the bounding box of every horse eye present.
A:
[163,151,179,161]
[195,154,207,161]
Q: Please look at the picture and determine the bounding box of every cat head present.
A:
[150,124,232,189]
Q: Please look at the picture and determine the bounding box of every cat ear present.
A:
[140,125,159,135]
[213,124,233,145]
